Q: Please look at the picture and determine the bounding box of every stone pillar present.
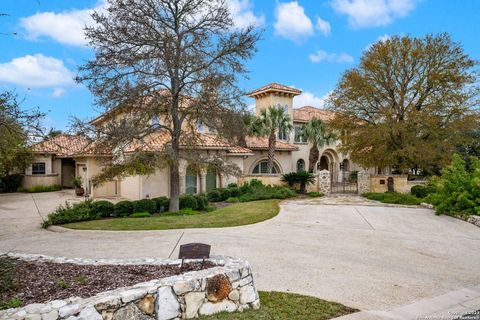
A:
[357,170,371,195]
[318,170,331,195]
[178,159,188,194]
[200,167,207,193]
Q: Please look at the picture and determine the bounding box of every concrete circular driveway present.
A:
[1,191,479,311]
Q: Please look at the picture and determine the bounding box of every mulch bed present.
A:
[0,256,214,308]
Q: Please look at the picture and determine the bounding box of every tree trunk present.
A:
[308,145,319,172]
[169,160,180,212]
[267,132,276,174]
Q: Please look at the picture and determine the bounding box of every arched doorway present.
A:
[185,165,198,194]
[319,156,329,171]
[296,159,305,172]
[341,159,350,172]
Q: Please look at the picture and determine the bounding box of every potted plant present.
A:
[72,176,84,196]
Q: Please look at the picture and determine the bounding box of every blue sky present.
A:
[1,0,479,131]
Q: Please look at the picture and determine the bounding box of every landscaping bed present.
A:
[63,199,280,231]
[0,256,213,309]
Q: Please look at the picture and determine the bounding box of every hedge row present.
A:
[207,180,296,203]
[42,194,209,227]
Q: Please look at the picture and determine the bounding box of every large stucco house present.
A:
[24,83,366,199]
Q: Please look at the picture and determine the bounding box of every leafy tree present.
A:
[0,91,44,180]
[329,33,479,173]
[77,0,260,211]
[248,106,293,173]
[295,170,315,194]
[302,118,336,173]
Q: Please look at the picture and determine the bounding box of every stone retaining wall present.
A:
[0,253,259,320]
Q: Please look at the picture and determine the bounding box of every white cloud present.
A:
[364,33,391,51]
[52,88,66,98]
[20,3,104,46]
[309,50,354,63]
[316,17,331,36]
[0,54,75,88]
[274,1,314,42]
[228,0,265,29]
[294,91,332,108]
[331,0,416,28]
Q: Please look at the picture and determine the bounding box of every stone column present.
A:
[178,159,188,194]
[199,167,207,193]
[357,170,371,194]
[318,169,331,195]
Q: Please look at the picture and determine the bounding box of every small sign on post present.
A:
[178,243,211,268]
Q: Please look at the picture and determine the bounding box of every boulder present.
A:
[156,287,180,320]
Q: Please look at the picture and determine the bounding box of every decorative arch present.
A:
[296,159,305,172]
[317,148,340,172]
[250,158,282,174]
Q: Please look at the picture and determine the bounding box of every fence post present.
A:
[357,170,371,195]
[318,170,331,195]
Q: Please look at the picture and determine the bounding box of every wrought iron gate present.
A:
[330,170,358,194]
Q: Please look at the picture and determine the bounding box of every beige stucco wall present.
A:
[25,155,53,175]
[74,157,118,198]
[120,175,142,200]
[370,175,412,193]
[244,151,293,174]
[141,167,170,199]
[22,174,60,189]
[254,94,293,117]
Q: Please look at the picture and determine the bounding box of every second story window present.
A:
[294,126,306,143]
[278,128,288,140]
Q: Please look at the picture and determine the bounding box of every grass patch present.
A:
[199,291,357,320]
[18,184,62,193]
[307,192,324,198]
[363,192,422,205]
[63,200,280,231]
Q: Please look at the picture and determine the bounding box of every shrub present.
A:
[194,194,208,210]
[0,174,23,193]
[152,197,170,212]
[114,201,133,217]
[308,192,324,198]
[179,194,198,210]
[205,205,216,212]
[130,212,151,218]
[175,208,199,215]
[272,187,297,199]
[18,184,62,193]
[411,185,428,198]
[227,183,238,188]
[133,199,157,213]
[281,172,298,187]
[425,154,480,216]
[363,192,422,205]
[42,200,96,227]
[226,197,239,203]
[227,187,241,197]
[296,171,315,194]
[239,179,264,193]
[207,189,222,202]
[349,171,358,183]
[90,200,115,218]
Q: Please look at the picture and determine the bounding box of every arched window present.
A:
[252,161,280,174]
[296,159,305,172]
[185,165,198,194]
[342,159,350,171]
[206,167,217,192]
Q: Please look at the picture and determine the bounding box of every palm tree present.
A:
[303,118,336,172]
[249,106,293,173]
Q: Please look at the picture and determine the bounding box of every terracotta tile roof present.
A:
[247,83,302,97]
[245,136,299,151]
[126,131,253,155]
[293,106,336,123]
[32,134,91,157]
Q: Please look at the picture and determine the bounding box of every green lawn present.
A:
[63,200,280,231]
[199,291,358,320]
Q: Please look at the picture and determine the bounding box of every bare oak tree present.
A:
[77,0,260,210]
